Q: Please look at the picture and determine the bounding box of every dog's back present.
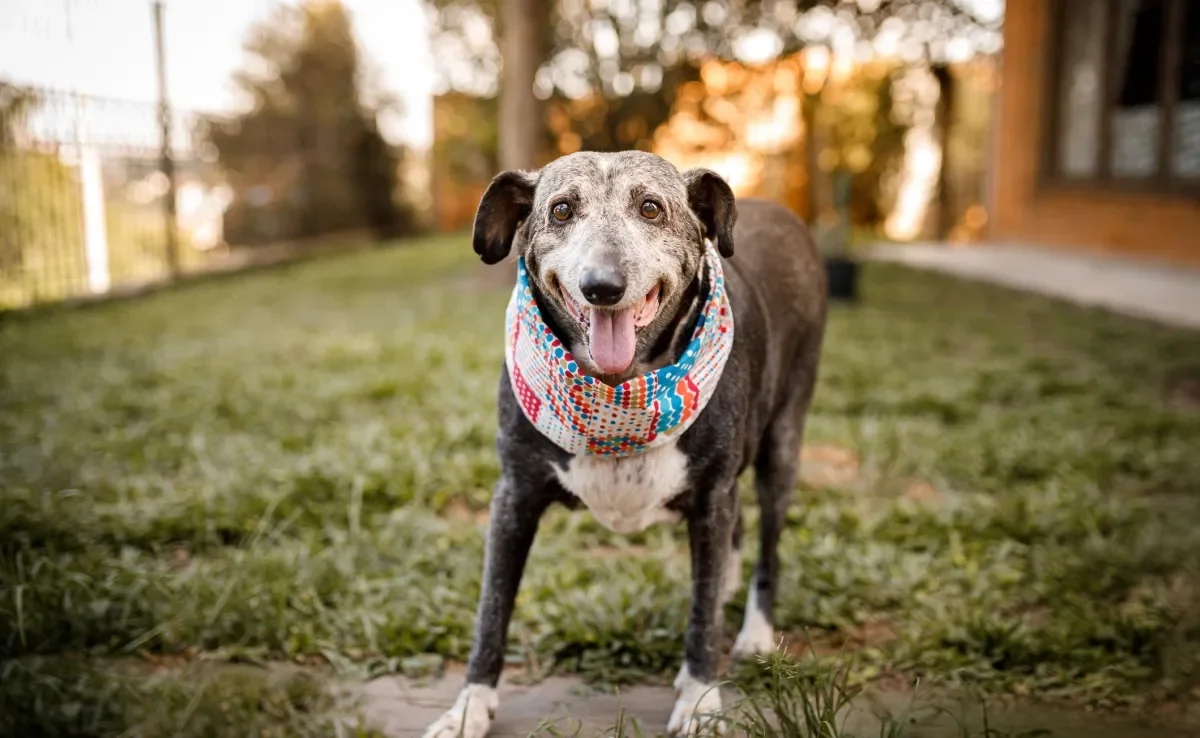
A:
[729,197,826,325]
[717,197,827,442]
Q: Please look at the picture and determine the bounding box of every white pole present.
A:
[63,0,111,294]
[79,108,110,294]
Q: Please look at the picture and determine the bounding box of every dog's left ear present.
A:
[472,169,539,265]
[683,168,737,258]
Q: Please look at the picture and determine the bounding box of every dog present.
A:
[422,151,827,736]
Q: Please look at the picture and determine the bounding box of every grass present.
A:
[1,233,1199,734]
[0,657,364,738]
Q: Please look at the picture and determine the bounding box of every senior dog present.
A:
[423,151,827,736]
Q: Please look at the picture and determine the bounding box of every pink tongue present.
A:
[588,307,637,375]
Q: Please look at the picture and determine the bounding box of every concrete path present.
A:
[866,242,1200,330]
[357,671,1197,738]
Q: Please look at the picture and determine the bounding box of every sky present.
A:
[0,0,436,148]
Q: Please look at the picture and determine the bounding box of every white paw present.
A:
[720,552,742,605]
[421,684,497,738]
[667,667,724,736]
[732,589,778,659]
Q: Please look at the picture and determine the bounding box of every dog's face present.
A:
[472,151,736,379]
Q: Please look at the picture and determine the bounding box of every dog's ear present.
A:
[682,168,737,258]
[472,170,538,265]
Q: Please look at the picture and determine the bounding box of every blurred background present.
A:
[3,4,1200,736]
[0,0,1007,308]
[3,0,1197,311]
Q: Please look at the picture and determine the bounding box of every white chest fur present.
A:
[553,440,689,534]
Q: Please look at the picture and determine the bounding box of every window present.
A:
[1174,2,1200,178]
[1046,0,1200,190]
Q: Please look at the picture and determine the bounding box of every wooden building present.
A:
[991,0,1200,265]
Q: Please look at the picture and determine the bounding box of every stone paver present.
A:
[867,242,1200,330]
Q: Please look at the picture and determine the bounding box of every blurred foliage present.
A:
[432,94,499,231]
[545,61,703,153]
[943,60,996,240]
[427,0,1000,150]
[430,0,1002,95]
[815,63,909,227]
[427,1,1001,236]
[0,81,37,148]
[198,1,416,246]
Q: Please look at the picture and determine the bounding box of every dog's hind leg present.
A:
[733,384,815,658]
[422,476,550,738]
[721,506,743,605]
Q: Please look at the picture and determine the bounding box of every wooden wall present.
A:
[990,0,1200,265]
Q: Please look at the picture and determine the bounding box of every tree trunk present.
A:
[932,63,956,240]
[499,0,542,172]
[802,91,821,225]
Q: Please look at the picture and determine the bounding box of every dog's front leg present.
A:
[422,476,549,738]
[668,476,737,737]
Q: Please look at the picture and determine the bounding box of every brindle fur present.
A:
[429,151,827,735]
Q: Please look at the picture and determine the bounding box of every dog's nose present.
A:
[579,267,626,306]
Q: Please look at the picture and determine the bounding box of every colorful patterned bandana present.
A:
[504,241,735,458]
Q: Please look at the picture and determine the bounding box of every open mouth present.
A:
[556,280,661,375]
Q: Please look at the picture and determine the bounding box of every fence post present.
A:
[77,95,111,295]
[152,0,180,280]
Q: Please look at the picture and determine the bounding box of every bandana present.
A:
[504,241,735,458]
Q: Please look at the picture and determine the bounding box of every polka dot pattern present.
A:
[503,241,735,458]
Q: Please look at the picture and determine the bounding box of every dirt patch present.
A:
[441,501,490,525]
[800,443,862,489]
[902,480,942,503]
[169,546,192,569]
[781,619,898,660]
[1165,373,1200,413]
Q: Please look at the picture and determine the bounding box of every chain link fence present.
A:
[1,0,421,312]
[0,84,234,309]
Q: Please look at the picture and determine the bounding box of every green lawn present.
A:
[2,235,1199,735]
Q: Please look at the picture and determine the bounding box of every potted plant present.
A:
[818,169,860,303]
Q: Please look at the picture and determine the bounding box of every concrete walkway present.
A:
[358,671,1197,738]
[866,242,1200,330]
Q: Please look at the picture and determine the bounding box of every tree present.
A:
[200,0,414,246]
[499,0,543,170]
[428,0,1002,233]
[0,82,37,149]
[755,1,1003,236]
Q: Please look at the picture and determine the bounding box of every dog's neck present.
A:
[530,263,708,386]
[639,262,707,374]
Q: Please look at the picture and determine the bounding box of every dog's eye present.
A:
[640,200,661,220]
[552,202,572,222]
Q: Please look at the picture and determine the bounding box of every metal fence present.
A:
[0,84,235,309]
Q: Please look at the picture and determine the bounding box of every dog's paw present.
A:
[421,684,497,738]
[667,668,724,737]
[732,591,778,659]
[731,620,777,659]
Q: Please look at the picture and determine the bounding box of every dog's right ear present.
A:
[682,168,737,258]
[472,170,538,265]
